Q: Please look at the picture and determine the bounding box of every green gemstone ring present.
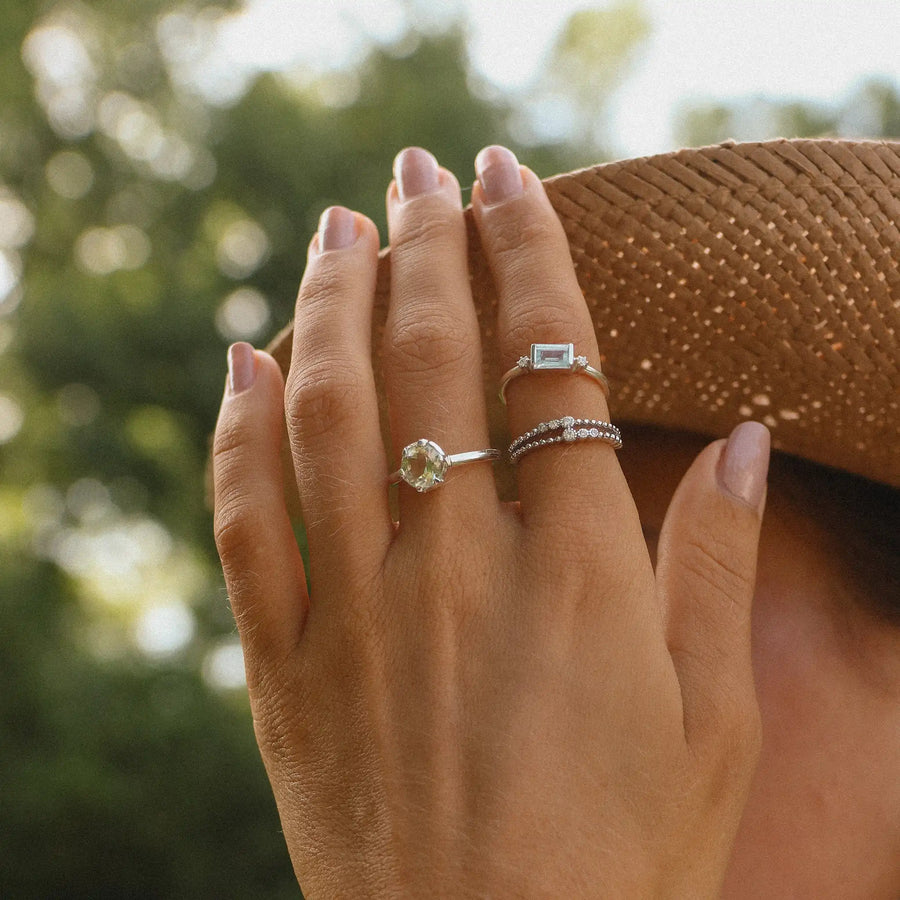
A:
[389,439,500,493]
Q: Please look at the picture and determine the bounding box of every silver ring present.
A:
[389,439,500,492]
[498,343,610,405]
[509,416,622,463]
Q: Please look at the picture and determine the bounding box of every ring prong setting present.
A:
[399,439,449,492]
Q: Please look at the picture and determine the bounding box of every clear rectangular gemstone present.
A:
[531,343,574,369]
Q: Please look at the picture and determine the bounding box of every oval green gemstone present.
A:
[399,439,448,492]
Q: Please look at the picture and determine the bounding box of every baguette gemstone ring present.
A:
[498,343,610,404]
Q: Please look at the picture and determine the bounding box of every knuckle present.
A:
[337,571,389,645]
[285,362,367,444]
[212,414,246,465]
[391,212,460,259]
[253,696,302,771]
[214,498,264,566]
[298,265,334,308]
[679,533,751,603]
[298,254,365,311]
[504,301,583,352]
[388,312,474,376]
[214,513,274,629]
[489,213,557,262]
[249,663,313,765]
[212,426,265,560]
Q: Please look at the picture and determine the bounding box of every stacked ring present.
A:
[509,416,622,463]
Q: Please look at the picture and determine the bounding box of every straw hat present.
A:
[267,139,900,489]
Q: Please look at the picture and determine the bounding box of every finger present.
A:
[286,208,393,578]
[383,148,495,519]
[471,146,634,530]
[214,344,308,665]
[656,422,770,756]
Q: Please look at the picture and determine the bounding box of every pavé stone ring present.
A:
[389,439,501,492]
[498,343,610,405]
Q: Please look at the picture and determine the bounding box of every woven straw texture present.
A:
[269,139,900,488]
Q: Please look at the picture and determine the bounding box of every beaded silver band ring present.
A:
[509,416,622,463]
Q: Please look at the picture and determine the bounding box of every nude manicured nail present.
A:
[228,342,256,394]
[318,206,357,251]
[719,421,771,508]
[393,147,440,201]
[475,145,524,204]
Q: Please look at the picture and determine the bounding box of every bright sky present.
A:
[214,0,900,158]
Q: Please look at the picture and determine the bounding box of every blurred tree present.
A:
[524,1,651,152]
[676,77,900,146]
[0,1,600,896]
[0,551,299,898]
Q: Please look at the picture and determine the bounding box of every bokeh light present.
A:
[203,640,247,691]
[75,224,151,275]
[216,219,270,279]
[134,600,197,657]
[57,383,101,427]
[0,250,22,305]
[215,286,271,341]
[0,190,36,248]
[0,394,25,444]
[45,149,95,199]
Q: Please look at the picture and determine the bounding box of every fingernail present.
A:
[318,206,357,251]
[475,145,523,205]
[719,422,771,508]
[393,147,440,201]
[227,342,257,394]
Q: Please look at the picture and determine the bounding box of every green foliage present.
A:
[538,1,651,150]
[677,78,900,147]
[552,2,650,97]
[0,2,591,895]
[0,553,298,898]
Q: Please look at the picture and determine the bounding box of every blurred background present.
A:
[1,0,898,895]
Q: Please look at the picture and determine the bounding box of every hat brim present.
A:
[268,138,900,489]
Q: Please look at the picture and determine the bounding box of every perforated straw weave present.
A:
[269,139,900,488]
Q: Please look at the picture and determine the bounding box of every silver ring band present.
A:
[389,439,500,492]
[499,343,610,405]
[509,416,622,463]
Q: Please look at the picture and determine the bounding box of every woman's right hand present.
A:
[213,146,769,897]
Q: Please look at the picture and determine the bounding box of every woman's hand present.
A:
[213,146,770,898]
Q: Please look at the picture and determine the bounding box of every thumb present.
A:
[656,422,770,753]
